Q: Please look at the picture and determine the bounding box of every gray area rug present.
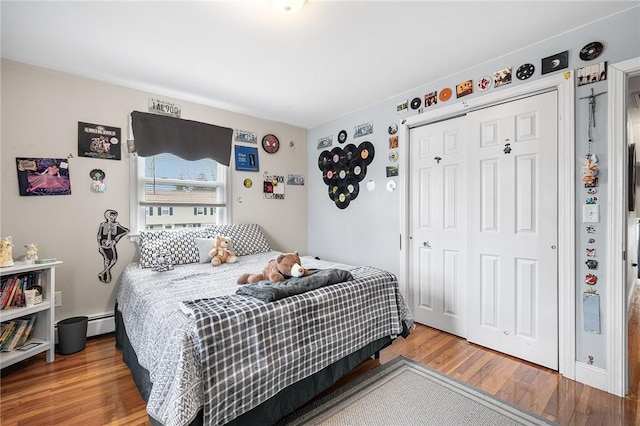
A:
[280,356,557,426]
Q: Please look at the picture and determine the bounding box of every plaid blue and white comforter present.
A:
[117,252,413,426]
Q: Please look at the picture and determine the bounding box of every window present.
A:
[131,153,228,231]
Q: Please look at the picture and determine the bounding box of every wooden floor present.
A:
[1,291,638,426]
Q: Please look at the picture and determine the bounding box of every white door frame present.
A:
[606,56,640,397]
[399,72,576,379]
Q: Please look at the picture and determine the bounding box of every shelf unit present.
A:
[0,260,62,368]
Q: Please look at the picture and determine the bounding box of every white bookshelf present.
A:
[0,260,62,368]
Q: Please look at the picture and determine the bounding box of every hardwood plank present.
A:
[1,290,638,426]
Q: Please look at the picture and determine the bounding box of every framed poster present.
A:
[16,157,71,196]
[78,122,121,160]
[234,145,259,172]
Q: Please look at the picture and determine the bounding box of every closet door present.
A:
[409,116,467,338]
[466,91,559,369]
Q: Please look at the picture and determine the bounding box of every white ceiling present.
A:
[1,1,637,129]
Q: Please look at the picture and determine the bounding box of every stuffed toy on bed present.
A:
[209,236,237,266]
[237,251,308,284]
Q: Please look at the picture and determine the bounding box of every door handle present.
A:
[423,241,431,248]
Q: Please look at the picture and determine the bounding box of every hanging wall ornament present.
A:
[581,155,599,188]
[97,209,129,283]
[90,169,106,193]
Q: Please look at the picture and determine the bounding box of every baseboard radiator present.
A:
[54,312,115,343]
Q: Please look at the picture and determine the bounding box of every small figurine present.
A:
[0,236,15,268]
[24,243,39,264]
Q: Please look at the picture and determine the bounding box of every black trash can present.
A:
[57,316,88,355]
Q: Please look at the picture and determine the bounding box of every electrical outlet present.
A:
[54,291,62,307]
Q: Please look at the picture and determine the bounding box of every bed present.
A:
[115,224,413,426]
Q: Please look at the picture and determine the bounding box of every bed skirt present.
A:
[115,304,393,426]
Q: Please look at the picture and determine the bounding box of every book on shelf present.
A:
[16,314,37,348]
[1,272,40,310]
[0,314,37,352]
[0,320,17,350]
[3,319,28,352]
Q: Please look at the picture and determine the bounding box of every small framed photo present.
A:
[456,80,473,98]
[234,145,259,172]
[16,157,71,196]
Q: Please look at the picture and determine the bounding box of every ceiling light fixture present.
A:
[272,0,306,14]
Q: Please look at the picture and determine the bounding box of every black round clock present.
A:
[261,134,280,153]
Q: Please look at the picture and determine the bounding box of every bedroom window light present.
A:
[131,153,228,232]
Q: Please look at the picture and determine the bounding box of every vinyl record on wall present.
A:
[318,150,332,171]
[343,144,358,163]
[338,130,348,144]
[349,158,367,182]
[344,176,360,200]
[335,190,351,209]
[580,41,604,61]
[357,141,375,165]
[330,146,344,164]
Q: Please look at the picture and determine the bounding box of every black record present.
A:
[357,141,375,165]
[516,63,535,80]
[338,130,348,144]
[579,41,604,61]
[344,176,359,200]
[322,164,338,185]
[330,146,344,164]
[410,97,422,110]
[344,143,358,162]
[318,150,332,171]
[335,164,349,180]
[328,183,340,201]
[334,190,351,209]
[349,158,367,182]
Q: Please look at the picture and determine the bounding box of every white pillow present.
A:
[195,238,217,263]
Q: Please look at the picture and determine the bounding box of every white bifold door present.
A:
[409,91,559,370]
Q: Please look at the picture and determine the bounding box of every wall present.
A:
[0,59,308,325]
[307,7,640,373]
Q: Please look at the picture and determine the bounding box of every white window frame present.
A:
[129,153,232,234]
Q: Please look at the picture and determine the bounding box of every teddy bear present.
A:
[237,251,308,284]
[24,243,38,264]
[209,236,237,266]
[0,236,15,268]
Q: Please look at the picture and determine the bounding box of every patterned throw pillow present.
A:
[138,228,217,268]
[215,224,271,256]
[137,224,271,267]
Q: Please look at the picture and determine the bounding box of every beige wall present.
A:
[0,59,308,323]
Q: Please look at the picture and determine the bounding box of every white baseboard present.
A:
[575,361,608,392]
[87,313,115,337]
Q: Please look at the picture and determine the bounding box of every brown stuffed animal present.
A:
[237,251,308,284]
[209,236,237,266]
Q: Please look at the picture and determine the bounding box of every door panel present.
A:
[408,91,558,369]
[467,91,558,369]
[410,116,467,337]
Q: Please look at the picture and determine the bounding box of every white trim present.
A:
[399,72,575,379]
[606,56,640,397]
[575,362,609,393]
